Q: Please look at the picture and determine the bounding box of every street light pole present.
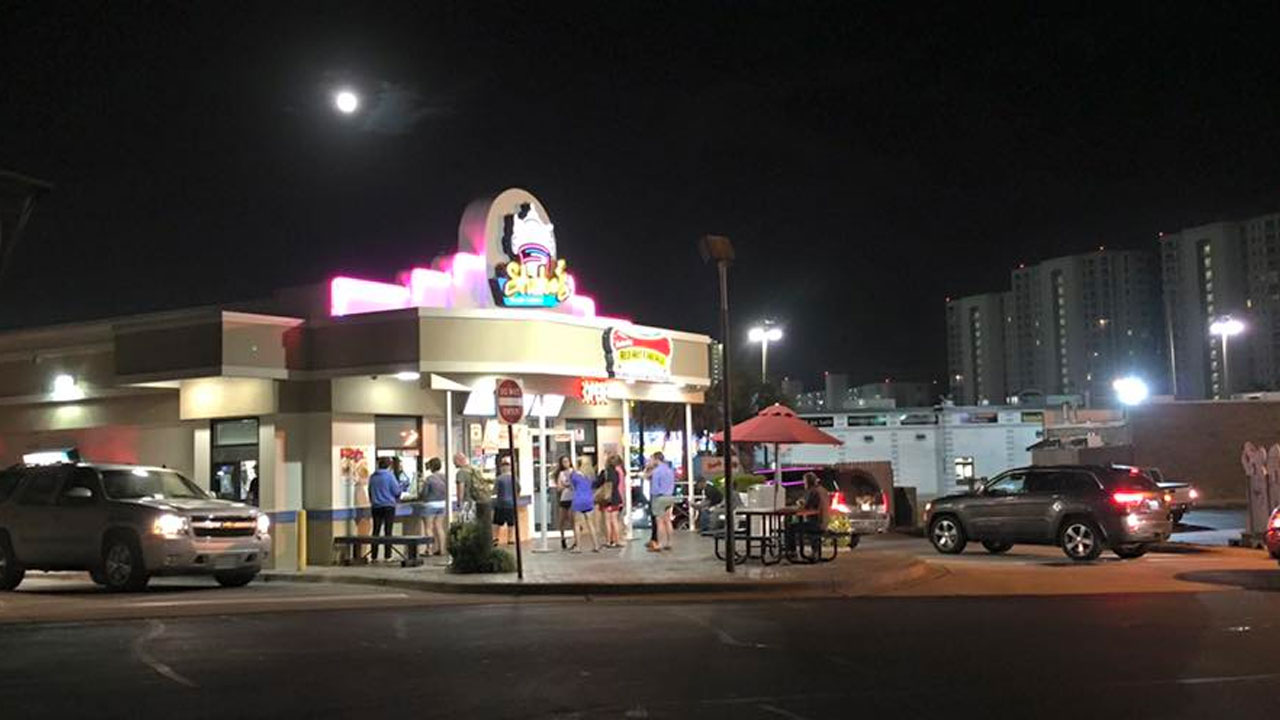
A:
[1209,316,1245,400]
[748,324,783,384]
[700,234,737,574]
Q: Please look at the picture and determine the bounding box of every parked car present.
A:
[923,465,1172,561]
[1141,467,1199,523]
[1266,506,1280,565]
[0,459,271,591]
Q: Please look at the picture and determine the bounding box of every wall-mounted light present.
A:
[394,371,421,382]
[51,374,85,402]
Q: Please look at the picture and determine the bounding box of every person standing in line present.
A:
[494,457,517,546]
[455,452,494,546]
[420,457,447,556]
[570,457,601,552]
[554,455,575,550]
[647,452,676,552]
[368,457,401,562]
[391,456,412,497]
[597,455,624,548]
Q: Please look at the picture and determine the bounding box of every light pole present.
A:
[748,323,783,383]
[1209,316,1245,399]
[699,234,736,574]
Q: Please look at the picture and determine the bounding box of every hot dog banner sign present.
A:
[604,327,674,382]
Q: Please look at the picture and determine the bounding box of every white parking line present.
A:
[128,592,411,608]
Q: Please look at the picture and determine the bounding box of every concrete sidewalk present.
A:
[261,534,936,596]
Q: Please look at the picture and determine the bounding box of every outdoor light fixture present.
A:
[1112,376,1149,406]
[394,371,421,382]
[1209,315,1246,399]
[747,324,783,382]
[333,89,359,114]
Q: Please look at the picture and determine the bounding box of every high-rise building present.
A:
[708,341,724,386]
[1161,222,1247,399]
[1244,213,1280,390]
[945,292,1007,405]
[987,249,1164,405]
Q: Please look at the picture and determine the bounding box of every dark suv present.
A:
[923,465,1172,561]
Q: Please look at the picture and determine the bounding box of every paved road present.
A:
[1174,508,1247,546]
[4,586,1280,719]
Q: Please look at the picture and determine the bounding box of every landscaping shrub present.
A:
[448,521,515,574]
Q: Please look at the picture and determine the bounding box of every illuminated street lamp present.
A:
[1209,316,1245,399]
[1112,376,1149,407]
[747,323,783,382]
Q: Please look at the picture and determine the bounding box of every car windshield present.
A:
[101,469,208,500]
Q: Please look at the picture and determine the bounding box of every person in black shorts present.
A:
[493,457,516,545]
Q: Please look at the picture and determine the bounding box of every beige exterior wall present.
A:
[179,377,277,420]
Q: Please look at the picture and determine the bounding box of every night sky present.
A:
[3,2,1280,390]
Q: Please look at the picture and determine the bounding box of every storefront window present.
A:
[212,418,259,504]
[376,416,422,497]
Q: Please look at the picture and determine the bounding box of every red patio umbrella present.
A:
[711,404,842,507]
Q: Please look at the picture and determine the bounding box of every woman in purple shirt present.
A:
[570,457,601,552]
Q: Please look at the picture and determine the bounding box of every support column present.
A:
[538,399,549,551]
[621,399,633,541]
[685,402,696,531]
[445,391,455,527]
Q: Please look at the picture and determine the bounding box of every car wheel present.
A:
[1113,543,1148,559]
[1170,509,1185,525]
[1059,518,1104,561]
[102,534,150,592]
[89,568,107,585]
[981,540,1013,554]
[929,516,967,554]
[214,570,258,588]
[0,534,25,591]
[848,534,861,550]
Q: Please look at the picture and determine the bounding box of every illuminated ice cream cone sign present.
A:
[494,202,574,307]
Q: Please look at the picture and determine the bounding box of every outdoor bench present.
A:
[332,535,434,567]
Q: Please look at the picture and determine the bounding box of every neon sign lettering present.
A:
[578,378,612,406]
[493,203,574,308]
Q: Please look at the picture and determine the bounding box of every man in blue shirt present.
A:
[646,452,676,551]
[368,457,402,561]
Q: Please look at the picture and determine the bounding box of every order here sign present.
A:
[495,378,524,424]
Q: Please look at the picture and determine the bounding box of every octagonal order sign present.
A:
[495,378,525,424]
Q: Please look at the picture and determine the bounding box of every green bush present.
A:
[710,474,766,495]
[447,521,515,574]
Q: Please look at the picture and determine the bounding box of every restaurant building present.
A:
[0,189,711,568]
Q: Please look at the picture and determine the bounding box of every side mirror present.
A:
[64,486,93,500]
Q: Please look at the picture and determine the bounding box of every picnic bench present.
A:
[712,508,851,565]
[332,535,434,567]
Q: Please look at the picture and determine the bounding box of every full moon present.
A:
[333,90,359,114]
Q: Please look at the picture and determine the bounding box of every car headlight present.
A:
[256,514,271,535]
[924,501,933,513]
[152,513,189,537]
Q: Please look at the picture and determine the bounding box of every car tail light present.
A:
[1270,512,1280,530]
[1111,491,1153,512]
[830,492,851,514]
[1163,492,1174,504]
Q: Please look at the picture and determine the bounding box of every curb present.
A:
[260,554,935,598]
